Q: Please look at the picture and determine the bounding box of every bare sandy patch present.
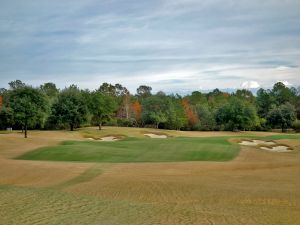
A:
[85,136,120,141]
[238,139,293,153]
[100,136,120,141]
[86,137,94,141]
[274,139,300,149]
[260,146,292,152]
[144,133,168,139]
[239,140,276,146]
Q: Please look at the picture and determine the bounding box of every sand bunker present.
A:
[100,136,119,141]
[239,140,276,146]
[260,146,291,152]
[86,136,120,141]
[86,138,94,141]
[239,140,292,153]
[144,133,168,139]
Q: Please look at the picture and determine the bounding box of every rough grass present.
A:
[79,126,279,138]
[1,128,300,225]
[0,185,162,225]
[17,137,240,163]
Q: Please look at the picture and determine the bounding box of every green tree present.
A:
[89,91,117,130]
[8,80,26,90]
[195,104,216,131]
[188,91,206,105]
[216,98,257,131]
[8,86,48,138]
[272,82,295,105]
[50,85,88,131]
[165,97,187,130]
[141,96,167,128]
[40,82,59,99]
[0,106,14,130]
[235,89,255,103]
[267,103,296,132]
[98,83,117,96]
[40,83,59,129]
[256,88,275,118]
[207,89,229,109]
[295,86,300,119]
[136,85,152,98]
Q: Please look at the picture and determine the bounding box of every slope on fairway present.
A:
[17,137,240,163]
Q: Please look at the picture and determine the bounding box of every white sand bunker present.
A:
[260,146,292,152]
[86,138,95,141]
[86,136,120,141]
[100,136,119,141]
[239,140,276,146]
[144,133,168,139]
[239,139,292,152]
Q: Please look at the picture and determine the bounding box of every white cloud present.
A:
[278,80,292,86]
[276,66,290,70]
[241,81,260,89]
[0,0,300,92]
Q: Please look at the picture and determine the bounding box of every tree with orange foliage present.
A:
[182,98,199,127]
[132,101,142,125]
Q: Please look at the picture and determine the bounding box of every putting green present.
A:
[17,137,240,163]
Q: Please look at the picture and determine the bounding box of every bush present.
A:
[117,118,137,127]
[104,119,118,126]
[293,120,300,132]
[255,118,271,131]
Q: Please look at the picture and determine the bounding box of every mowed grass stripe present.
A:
[0,185,162,225]
[16,137,240,163]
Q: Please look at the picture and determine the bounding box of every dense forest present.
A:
[0,80,300,137]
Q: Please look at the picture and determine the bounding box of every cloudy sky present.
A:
[0,0,299,93]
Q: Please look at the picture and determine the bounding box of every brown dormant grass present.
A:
[0,127,299,225]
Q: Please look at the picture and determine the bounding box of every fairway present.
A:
[1,127,300,225]
[17,137,240,162]
[1,0,300,223]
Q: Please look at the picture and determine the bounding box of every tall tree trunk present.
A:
[98,116,102,130]
[70,123,74,131]
[24,124,27,138]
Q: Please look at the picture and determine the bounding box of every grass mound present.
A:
[17,137,240,163]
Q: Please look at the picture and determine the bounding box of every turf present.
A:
[0,185,161,225]
[2,129,300,224]
[260,134,300,140]
[17,137,240,163]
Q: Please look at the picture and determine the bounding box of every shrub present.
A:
[104,119,118,126]
[293,120,300,132]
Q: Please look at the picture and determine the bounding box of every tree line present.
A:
[0,80,299,137]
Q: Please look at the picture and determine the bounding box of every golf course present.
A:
[1,126,300,225]
[1,0,300,223]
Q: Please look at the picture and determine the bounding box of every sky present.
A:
[0,0,300,94]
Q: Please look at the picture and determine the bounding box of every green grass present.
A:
[260,134,300,140]
[17,137,240,163]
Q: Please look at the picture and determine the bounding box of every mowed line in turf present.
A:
[0,127,300,225]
